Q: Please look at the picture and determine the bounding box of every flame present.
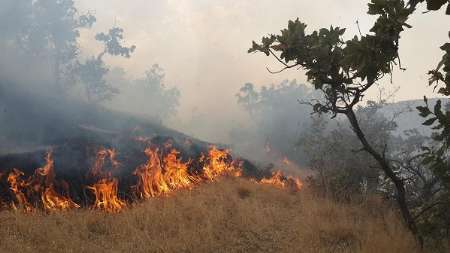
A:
[7,168,33,212]
[133,147,195,199]
[201,146,242,180]
[37,152,80,211]
[86,178,126,213]
[1,144,303,213]
[41,187,80,211]
[133,146,242,199]
[133,147,171,198]
[163,149,196,189]
[87,148,126,212]
[260,170,303,191]
[6,152,79,212]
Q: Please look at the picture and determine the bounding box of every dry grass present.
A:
[0,178,420,253]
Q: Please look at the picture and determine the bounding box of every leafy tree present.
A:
[299,101,398,200]
[4,0,96,91]
[77,27,135,102]
[0,0,135,103]
[249,0,449,243]
[415,30,450,243]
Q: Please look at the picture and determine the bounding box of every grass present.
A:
[0,178,419,253]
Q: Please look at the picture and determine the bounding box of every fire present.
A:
[133,147,172,198]
[37,152,80,211]
[87,148,126,212]
[133,146,243,199]
[163,149,196,189]
[0,143,303,213]
[133,147,196,199]
[201,146,242,180]
[41,187,80,211]
[260,170,303,191]
[7,168,33,212]
[86,178,126,213]
[6,152,79,212]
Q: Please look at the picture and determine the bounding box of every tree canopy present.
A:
[249,0,450,245]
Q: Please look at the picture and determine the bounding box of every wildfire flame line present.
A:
[0,145,302,213]
[6,152,79,212]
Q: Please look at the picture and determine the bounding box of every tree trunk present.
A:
[345,109,423,246]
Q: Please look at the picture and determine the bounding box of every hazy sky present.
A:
[76,0,449,140]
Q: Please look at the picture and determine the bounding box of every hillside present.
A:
[0,178,419,253]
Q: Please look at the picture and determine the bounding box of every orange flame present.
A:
[6,152,79,212]
[201,146,242,180]
[87,148,126,212]
[7,168,33,212]
[133,147,171,198]
[86,178,125,213]
[260,170,303,191]
[133,147,195,199]
[133,146,242,199]
[37,152,80,211]
[1,144,303,213]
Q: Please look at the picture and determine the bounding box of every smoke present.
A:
[0,0,447,163]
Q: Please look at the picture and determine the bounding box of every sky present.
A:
[75,0,449,141]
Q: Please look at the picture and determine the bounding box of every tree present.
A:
[249,0,448,244]
[299,101,398,200]
[133,64,180,120]
[0,0,135,103]
[77,27,136,102]
[11,0,96,92]
[415,31,450,243]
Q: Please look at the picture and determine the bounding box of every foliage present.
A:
[248,0,414,116]
[0,0,136,103]
[248,0,450,244]
[77,56,118,102]
[416,32,450,243]
[78,27,136,102]
[1,0,96,90]
[299,102,398,200]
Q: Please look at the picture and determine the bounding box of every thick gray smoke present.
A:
[0,0,183,155]
[0,0,444,168]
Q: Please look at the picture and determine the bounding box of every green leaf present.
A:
[417,106,432,117]
[423,117,438,126]
[434,99,442,115]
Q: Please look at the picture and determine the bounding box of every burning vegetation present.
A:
[0,143,302,213]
